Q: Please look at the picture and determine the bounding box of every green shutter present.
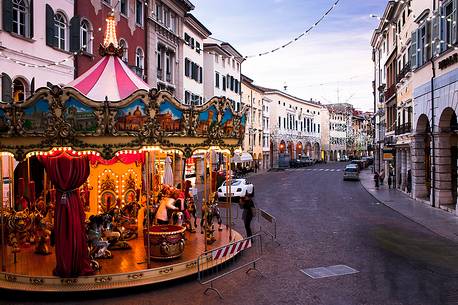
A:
[69,16,81,52]
[45,4,55,47]
[1,73,13,103]
[2,0,12,33]
[29,0,33,38]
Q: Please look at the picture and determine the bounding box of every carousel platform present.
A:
[0,227,242,292]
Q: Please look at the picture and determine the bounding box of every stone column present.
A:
[401,149,407,191]
[272,141,279,169]
[412,134,430,201]
[433,133,454,206]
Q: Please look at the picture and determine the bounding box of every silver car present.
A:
[343,165,359,181]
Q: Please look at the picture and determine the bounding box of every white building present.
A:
[182,13,211,105]
[0,0,75,102]
[203,38,243,110]
[262,96,272,169]
[261,88,322,168]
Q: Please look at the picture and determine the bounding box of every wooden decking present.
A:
[1,227,239,277]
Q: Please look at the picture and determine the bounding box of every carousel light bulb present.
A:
[103,13,119,48]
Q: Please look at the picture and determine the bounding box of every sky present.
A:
[191,0,386,112]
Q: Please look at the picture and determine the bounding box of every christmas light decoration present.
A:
[103,12,119,48]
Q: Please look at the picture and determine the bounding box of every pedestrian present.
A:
[239,194,255,238]
[374,171,379,188]
[407,169,412,193]
[388,174,392,189]
[379,169,385,185]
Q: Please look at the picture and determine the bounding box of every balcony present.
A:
[384,84,396,101]
[396,62,411,84]
[395,122,412,135]
[157,69,163,80]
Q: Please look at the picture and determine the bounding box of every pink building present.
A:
[0,0,75,102]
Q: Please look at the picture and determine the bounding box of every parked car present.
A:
[350,160,364,170]
[217,178,254,200]
[339,155,349,162]
[343,165,360,181]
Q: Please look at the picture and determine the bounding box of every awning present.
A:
[231,152,253,163]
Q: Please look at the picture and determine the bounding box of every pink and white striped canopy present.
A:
[67,55,150,101]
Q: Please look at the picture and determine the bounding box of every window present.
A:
[156,2,163,22]
[54,13,67,51]
[215,55,219,63]
[196,42,201,54]
[119,39,128,62]
[184,33,190,45]
[135,47,144,74]
[234,79,239,93]
[136,0,143,25]
[120,0,128,16]
[13,78,27,102]
[185,58,190,77]
[278,117,281,128]
[222,76,226,91]
[12,0,29,37]
[165,52,171,79]
[215,72,220,88]
[444,0,456,48]
[170,13,176,33]
[164,8,170,28]
[80,19,92,53]
[185,91,191,105]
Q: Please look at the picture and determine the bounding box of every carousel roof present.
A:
[66,55,149,101]
[66,12,149,101]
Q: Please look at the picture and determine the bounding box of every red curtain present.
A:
[39,152,93,277]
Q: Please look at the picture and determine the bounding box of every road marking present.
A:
[300,265,359,279]
[324,169,330,171]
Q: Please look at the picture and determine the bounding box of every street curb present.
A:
[358,174,458,243]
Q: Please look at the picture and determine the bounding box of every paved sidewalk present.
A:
[360,169,458,243]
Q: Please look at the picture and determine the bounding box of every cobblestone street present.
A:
[4,162,458,305]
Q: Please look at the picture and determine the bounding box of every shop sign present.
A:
[438,53,458,70]
[383,149,394,161]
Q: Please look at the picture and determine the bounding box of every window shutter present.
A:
[426,20,432,61]
[454,0,458,43]
[411,30,417,69]
[46,4,56,47]
[2,0,13,33]
[29,0,34,38]
[30,77,35,94]
[69,16,81,52]
[185,58,189,77]
[439,5,446,52]
[199,67,203,83]
[1,73,12,103]
[432,11,440,56]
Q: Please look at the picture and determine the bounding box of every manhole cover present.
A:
[300,265,358,279]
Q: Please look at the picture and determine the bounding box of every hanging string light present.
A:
[244,0,341,59]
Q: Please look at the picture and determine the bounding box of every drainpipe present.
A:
[430,0,437,207]
[144,0,148,84]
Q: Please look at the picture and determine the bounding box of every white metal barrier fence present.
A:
[197,234,263,299]
[255,208,278,245]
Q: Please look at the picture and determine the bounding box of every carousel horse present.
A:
[86,214,112,260]
[33,197,54,255]
[118,201,142,240]
[7,209,35,253]
[200,194,223,244]
[101,211,131,250]
[185,197,197,232]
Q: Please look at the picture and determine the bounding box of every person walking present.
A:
[239,195,255,238]
[388,173,392,189]
[374,171,379,188]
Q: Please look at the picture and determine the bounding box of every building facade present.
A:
[241,75,264,169]
[1,0,75,103]
[203,38,243,111]
[373,0,458,214]
[326,103,353,161]
[182,13,211,105]
[263,89,322,168]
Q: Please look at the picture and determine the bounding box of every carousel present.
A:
[0,14,246,292]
